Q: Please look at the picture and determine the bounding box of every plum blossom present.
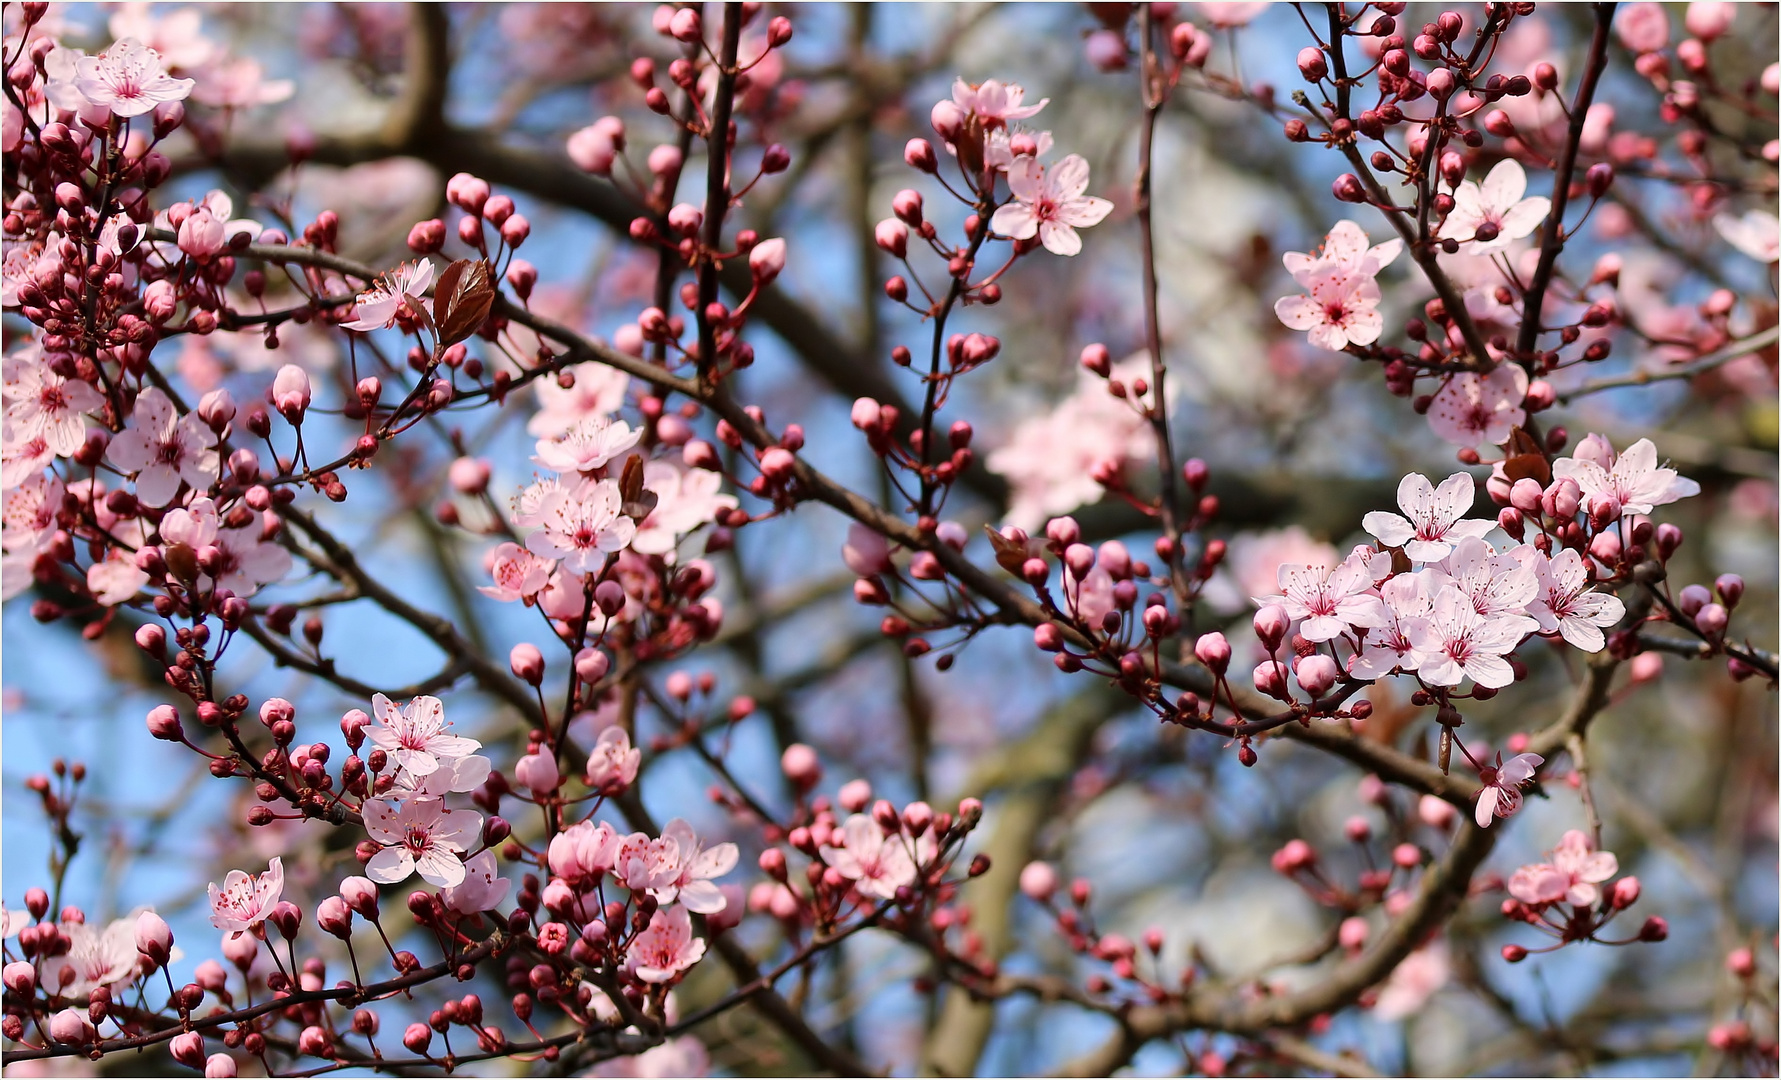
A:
[109,5,217,70]
[1274,264,1386,351]
[1349,571,1436,681]
[1552,435,1699,517]
[104,388,220,507]
[1256,551,1388,643]
[587,727,641,792]
[631,461,738,557]
[362,797,481,888]
[524,479,637,573]
[1475,752,1542,827]
[548,819,622,883]
[1437,160,1551,254]
[1200,2,1269,26]
[529,362,630,437]
[951,77,1047,126]
[88,550,150,605]
[366,694,481,777]
[441,851,511,915]
[190,56,294,110]
[42,914,146,1000]
[1410,589,1525,688]
[626,906,705,984]
[387,752,492,798]
[1362,472,1493,562]
[1436,537,1540,636]
[75,38,195,117]
[207,857,284,935]
[650,819,740,915]
[1615,2,1670,52]
[479,542,555,602]
[2,353,103,457]
[1427,363,1528,448]
[1713,209,1780,264]
[1518,547,1626,652]
[1508,830,1619,907]
[0,426,53,492]
[1282,219,1402,280]
[989,155,1113,257]
[820,814,919,899]
[3,468,62,557]
[342,261,435,332]
[533,416,643,474]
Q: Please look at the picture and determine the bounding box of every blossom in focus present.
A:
[1427,363,1528,448]
[1437,159,1551,254]
[533,416,643,474]
[366,694,482,777]
[74,38,195,117]
[626,905,705,984]
[1552,435,1699,517]
[1436,536,1539,636]
[1475,752,1542,827]
[1282,219,1402,280]
[1362,472,1493,563]
[951,77,1047,126]
[207,857,284,934]
[650,819,740,915]
[1274,265,1386,351]
[524,479,637,573]
[1517,547,1626,652]
[105,388,220,507]
[820,814,919,899]
[441,850,511,916]
[1348,571,1436,681]
[1409,588,1526,689]
[342,261,435,332]
[1509,829,1619,907]
[362,796,481,888]
[478,541,555,602]
[2,353,103,457]
[1255,551,1389,643]
[989,154,1113,257]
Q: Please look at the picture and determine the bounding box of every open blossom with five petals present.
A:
[42,914,147,1000]
[1274,265,1386,351]
[1427,363,1528,448]
[478,542,555,602]
[626,906,706,984]
[1516,547,1626,652]
[1282,219,1402,280]
[1363,472,1493,562]
[207,857,284,934]
[820,814,920,899]
[1508,830,1619,907]
[1437,159,1551,254]
[1436,537,1540,636]
[524,479,637,573]
[1256,551,1388,643]
[1551,435,1699,518]
[533,416,643,475]
[1409,589,1526,688]
[2,354,103,457]
[74,38,195,118]
[1474,752,1543,827]
[631,461,739,557]
[989,154,1113,257]
[366,694,481,777]
[650,819,740,915]
[362,796,481,888]
[104,388,220,507]
[342,261,435,332]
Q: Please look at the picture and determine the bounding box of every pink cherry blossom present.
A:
[1615,2,1670,53]
[1552,436,1700,517]
[366,694,482,777]
[2,353,103,457]
[362,796,481,888]
[88,552,150,606]
[108,5,217,70]
[1362,472,1493,562]
[1282,219,1402,280]
[1274,264,1386,351]
[388,752,492,798]
[548,819,622,883]
[1437,160,1551,254]
[1427,363,1528,448]
[1,425,54,491]
[1474,752,1542,827]
[528,362,630,437]
[951,78,1047,126]
[74,38,195,118]
[1517,547,1626,652]
[587,726,641,792]
[1199,3,1269,27]
[104,387,220,507]
[533,416,643,474]
[626,905,705,984]
[207,857,284,934]
[842,522,892,577]
[478,542,555,602]
[524,479,637,573]
[989,154,1113,257]
[1349,571,1436,682]
[1256,551,1388,643]
[42,914,147,1000]
[342,261,435,332]
[200,522,291,598]
[190,56,294,110]
[441,851,511,915]
[650,819,740,915]
[1509,829,1619,908]
[1435,537,1539,635]
[630,461,738,557]
[820,814,919,899]
[1409,588,1525,689]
